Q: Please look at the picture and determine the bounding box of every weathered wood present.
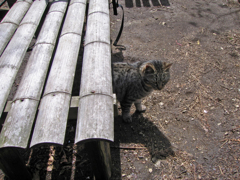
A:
[0,0,33,55]
[77,94,114,141]
[75,0,113,143]
[0,99,39,148]
[77,2,113,177]
[0,0,48,118]
[85,141,112,180]
[0,0,68,148]
[0,148,32,180]
[30,0,87,147]
[0,0,114,179]
[1,94,116,120]
[2,96,78,114]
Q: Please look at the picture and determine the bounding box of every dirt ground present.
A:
[110,0,240,179]
[0,0,240,179]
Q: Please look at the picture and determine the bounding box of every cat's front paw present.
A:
[122,114,132,123]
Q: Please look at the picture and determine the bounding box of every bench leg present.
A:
[0,148,32,180]
[85,141,111,180]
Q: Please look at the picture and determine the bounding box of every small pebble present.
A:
[149,168,153,173]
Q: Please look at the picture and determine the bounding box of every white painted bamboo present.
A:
[0,0,48,118]
[0,0,33,56]
[75,0,114,143]
[30,0,87,147]
[0,0,68,148]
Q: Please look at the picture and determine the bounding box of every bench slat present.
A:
[75,0,114,143]
[0,0,68,149]
[0,0,33,55]
[0,0,48,118]
[30,0,87,147]
[77,93,114,142]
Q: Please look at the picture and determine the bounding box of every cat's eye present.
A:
[162,73,166,80]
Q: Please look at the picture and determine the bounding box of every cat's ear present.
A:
[145,65,155,74]
[140,63,156,75]
[163,62,172,71]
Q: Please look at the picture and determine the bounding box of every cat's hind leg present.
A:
[134,99,146,113]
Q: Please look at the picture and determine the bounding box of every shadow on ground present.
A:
[111,112,174,179]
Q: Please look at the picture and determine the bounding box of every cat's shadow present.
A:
[111,111,175,178]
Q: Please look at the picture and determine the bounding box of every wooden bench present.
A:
[0,0,114,179]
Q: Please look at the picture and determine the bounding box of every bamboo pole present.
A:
[30,0,87,147]
[75,2,113,178]
[0,0,33,56]
[0,0,68,148]
[75,0,114,143]
[0,0,48,118]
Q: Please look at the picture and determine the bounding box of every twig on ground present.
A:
[226,125,240,132]
[26,149,33,167]
[46,146,55,180]
[221,138,240,143]
[70,144,77,180]
[220,140,229,148]
[229,139,240,142]
[194,164,197,180]
[219,165,224,175]
[188,96,199,111]
[220,84,230,90]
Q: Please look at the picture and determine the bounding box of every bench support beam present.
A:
[85,141,111,180]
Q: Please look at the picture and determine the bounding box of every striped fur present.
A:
[113,60,172,123]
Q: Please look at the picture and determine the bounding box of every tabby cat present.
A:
[113,60,172,123]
